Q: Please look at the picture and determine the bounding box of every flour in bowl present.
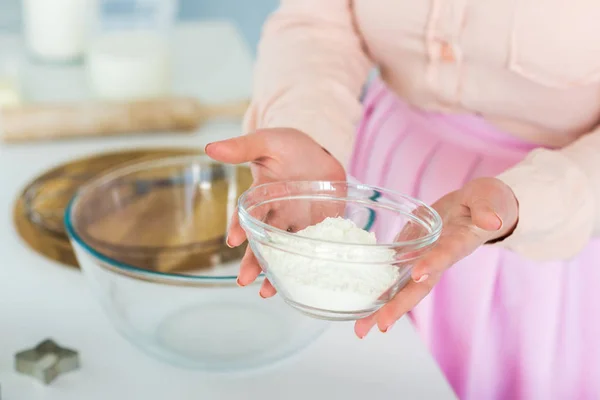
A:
[260,217,400,312]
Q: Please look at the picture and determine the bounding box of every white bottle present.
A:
[23,0,90,63]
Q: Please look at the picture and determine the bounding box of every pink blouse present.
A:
[242,0,600,261]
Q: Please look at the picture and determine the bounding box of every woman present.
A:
[205,1,600,399]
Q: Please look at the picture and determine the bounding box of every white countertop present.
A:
[0,21,456,400]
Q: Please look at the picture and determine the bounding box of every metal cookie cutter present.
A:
[15,339,80,384]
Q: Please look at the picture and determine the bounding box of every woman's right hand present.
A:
[205,128,346,296]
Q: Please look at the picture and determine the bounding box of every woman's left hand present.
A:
[354,177,519,338]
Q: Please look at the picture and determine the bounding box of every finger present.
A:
[229,180,268,247]
[355,278,434,337]
[469,199,503,232]
[205,132,269,164]
[375,280,433,332]
[354,311,379,339]
[410,227,482,282]
[259,278,277,298]
[462,178,516,233]
[238,245,262,286]
[226,209,246,247]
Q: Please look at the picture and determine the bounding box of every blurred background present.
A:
[0,0,278,53]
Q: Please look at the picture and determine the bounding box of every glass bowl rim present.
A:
[64,154,259,283]
[238,180,443,250]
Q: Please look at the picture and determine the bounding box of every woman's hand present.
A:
[205,128,346,295]
[354,177,519,338]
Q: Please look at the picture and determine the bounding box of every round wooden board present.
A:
[13,147,234,268]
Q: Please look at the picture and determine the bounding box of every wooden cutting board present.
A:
[14,148,251,272]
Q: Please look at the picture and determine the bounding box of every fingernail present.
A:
[492,212,503,231]
[382,322,395,333]
[204,142,213,152]
[258,291,266,299]
[225,236,233,248]
[414,274,429,283]
[236,278,244,287]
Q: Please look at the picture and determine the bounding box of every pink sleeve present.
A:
[495,130,600,261]
[243,0,373,166]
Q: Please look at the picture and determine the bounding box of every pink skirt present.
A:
[350,79,600,400]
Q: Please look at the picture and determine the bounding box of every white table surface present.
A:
[0,21,456,400]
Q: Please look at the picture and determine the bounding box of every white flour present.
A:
[261,217,399,312]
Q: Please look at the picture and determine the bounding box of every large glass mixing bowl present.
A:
[64,155,327,371]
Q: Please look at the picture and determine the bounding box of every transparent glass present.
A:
[238,181,443,321]
[23,0,92,64]
[86,0,177,100]
[64,156,327,371]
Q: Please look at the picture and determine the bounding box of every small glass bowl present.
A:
[238,181,442,321]
[64,156,327,371]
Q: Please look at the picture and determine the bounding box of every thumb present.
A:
[469,199,503,232]
[205,131,269,164]
[463,178,517,234]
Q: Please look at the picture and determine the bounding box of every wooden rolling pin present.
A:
[0,97,249,142]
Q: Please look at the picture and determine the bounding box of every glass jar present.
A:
[22,0,91,63]
[86,0,178,100]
